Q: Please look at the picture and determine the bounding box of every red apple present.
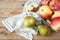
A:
[39,5,53,19]
[50,17,60,31]
[49,0,60,11]
[41,0,50,5]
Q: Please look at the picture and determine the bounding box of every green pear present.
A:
[37,24,51,36]
[23,16,37,28]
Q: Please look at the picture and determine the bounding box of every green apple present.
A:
[23,16,37,28]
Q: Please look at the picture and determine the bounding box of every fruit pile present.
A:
[23,0,60,36]
[39,0,60,31]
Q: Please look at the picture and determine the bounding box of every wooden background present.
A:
[0,0,60,40]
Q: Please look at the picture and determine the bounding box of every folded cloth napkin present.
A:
[2,0,42,40]
[2,12,42,40]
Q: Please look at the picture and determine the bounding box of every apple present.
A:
[23,16,37,28]
[50,17,60,31]
[52,11,60,19]
[39,5,53,19]
[37,24,51,36]
[41,0,50,5]
[49,0,60,11]
[27,2,38,12]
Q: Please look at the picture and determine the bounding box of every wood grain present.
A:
[0,0,27,2]
[0,0,27,40]
[0,28,26,40]
[0,0,60,40]
[33,32,60,40]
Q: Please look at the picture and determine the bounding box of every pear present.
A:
[37,24,51,36]
[23,16,37,28]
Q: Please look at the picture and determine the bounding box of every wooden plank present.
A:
[0,0,27,28]
[0,0,28,40]
[0,28,26,40]
[0,0,27,2]
[34,31,60,40]
[0,9,23,17]
[0,1,26,27]
[0,1,26,17]
[0,2,25,9]
[0,17,8,27]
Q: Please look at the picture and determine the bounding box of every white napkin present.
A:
[2,0,42,40]
[2,12,42,40]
